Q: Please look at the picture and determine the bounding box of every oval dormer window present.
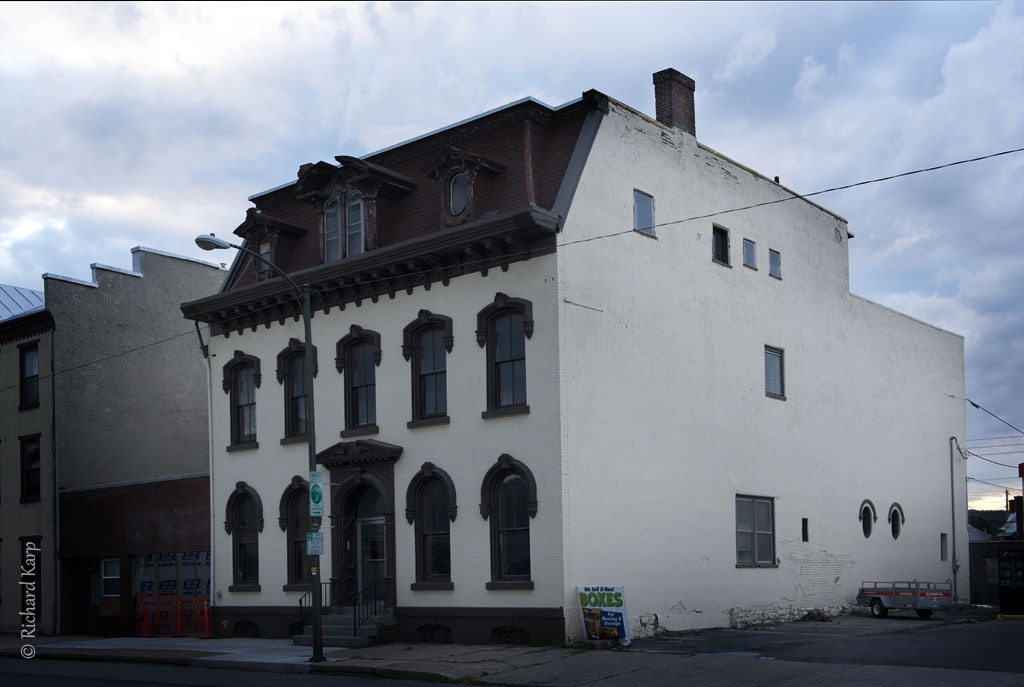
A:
[449,173,469,216]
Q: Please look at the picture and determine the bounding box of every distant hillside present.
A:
[969,509,1009,535]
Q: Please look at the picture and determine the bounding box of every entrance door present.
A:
[355,487,386,601]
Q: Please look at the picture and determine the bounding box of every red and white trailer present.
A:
[855,579,953,619]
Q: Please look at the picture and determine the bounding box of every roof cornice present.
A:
[181,204,559,335]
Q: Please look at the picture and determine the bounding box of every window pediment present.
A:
[276,338,319,382]
[222,351,261,393]
[335,325,381,373]
[225,481,264,535]
[476,293,534,346]
[402,310,453,361]
[278,475,310,531]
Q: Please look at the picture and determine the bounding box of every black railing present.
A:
[352,578,386,636]
[298,581,333,628]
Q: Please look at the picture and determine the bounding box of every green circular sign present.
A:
[310,484,323,504]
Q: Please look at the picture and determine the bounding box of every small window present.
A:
[450,173,469,216]
[101,559,120,597]
[862,506,873,538]
[802,518,809,543]
[891,516,901,540]
[742,239,756,269]
[764,346,785,400]
[633,190,655,236]
[712,226,730,265]
[940,533,948,561]
[21,435,41,502]
[416,329,447,419]
[736,495,774,567]
[769,249,781,279]
[20,342,40,409]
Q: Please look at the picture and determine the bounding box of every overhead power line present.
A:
[968,477,1023,494]
[967,398,1024,437]
[559,146,1024,249]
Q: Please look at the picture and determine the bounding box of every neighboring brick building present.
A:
[0,248,224,636]
[182,69,966,644]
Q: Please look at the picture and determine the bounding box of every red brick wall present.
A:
[59,476,210,558]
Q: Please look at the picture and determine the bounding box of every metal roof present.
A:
[0,283,45,322]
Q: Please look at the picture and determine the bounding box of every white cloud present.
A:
[714,27,778,83]
[793,55,827,102]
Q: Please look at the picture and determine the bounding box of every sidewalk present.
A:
[0,606,1012,685]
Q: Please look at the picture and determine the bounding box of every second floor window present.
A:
[232,365,257,445]
[348,343,376,428]
[287,355,307,436]
[477,294,533,418]
[337,325,381,436]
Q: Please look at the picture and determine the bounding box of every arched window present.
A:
[480,454,537,589]
[222,351,260,449]
[477,293,533,418]
[859,499,877,539]
[403,311,454,427]
[277,339,318,440]
[279,476,313,588]
[405,463,457,590]
[888,503,905,541]
[225,482,263,590]
[346,191,364,258]
[336,325,381,436]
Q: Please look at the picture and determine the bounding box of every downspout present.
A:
[198,322,216,634]
[949,436,963,603]
[50,326,59,635]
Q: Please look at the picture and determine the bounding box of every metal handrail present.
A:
[298,581,332,629]
[352,578,386,636]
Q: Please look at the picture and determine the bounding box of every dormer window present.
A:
[324,199,342,261]
[323,191,364,262]
[256,240,272,277]
[346,191,364,258]
[449,173,469,216]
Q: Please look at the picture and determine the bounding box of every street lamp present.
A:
[196,233,326,662]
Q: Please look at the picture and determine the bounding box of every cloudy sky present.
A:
[2,1,1022,508]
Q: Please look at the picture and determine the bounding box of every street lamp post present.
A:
[196,234,326,662]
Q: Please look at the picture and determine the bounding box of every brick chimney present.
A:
[653,68,696,136]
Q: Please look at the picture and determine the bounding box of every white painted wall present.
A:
[207,254,565,612]
[557,102,967,636]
